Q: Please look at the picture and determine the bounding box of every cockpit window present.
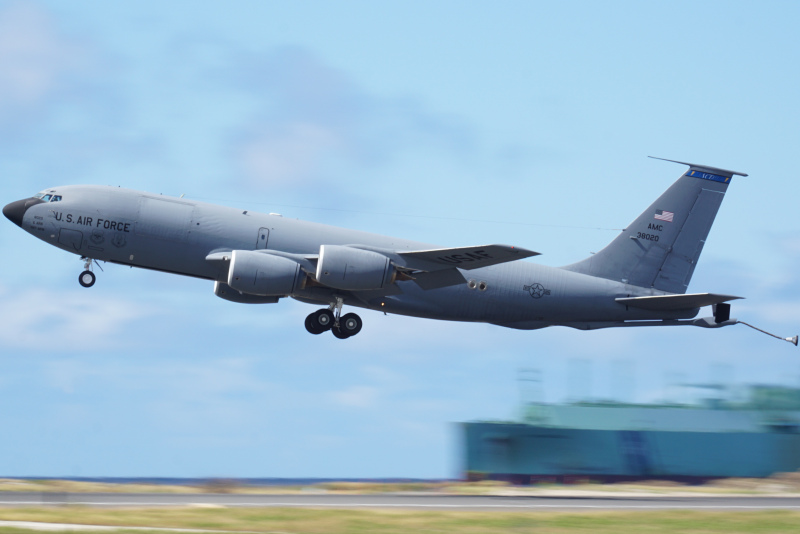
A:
[33,193,61,201]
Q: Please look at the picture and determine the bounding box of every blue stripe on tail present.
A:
[686,170,731,184]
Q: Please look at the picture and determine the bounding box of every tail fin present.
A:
[564,158,747,294]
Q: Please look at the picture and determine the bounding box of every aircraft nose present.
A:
[3,198,42,228]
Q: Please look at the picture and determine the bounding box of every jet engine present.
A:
[316,245,395,290]
[227,250,305,296]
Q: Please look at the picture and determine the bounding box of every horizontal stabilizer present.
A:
[398,244,538,271]
[648,157,748,177]
[616,292,743,311]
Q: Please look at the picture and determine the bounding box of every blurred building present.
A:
[461,384,800,483]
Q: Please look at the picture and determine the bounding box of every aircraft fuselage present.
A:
[4,184,696,333]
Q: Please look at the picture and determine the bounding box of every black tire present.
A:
[340,313,363,337]
[314,309,334,331]
[78,270,96,288]
[331,326,350,339]
[305,313,323,335]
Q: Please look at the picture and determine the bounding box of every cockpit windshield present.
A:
[34,193,62,202]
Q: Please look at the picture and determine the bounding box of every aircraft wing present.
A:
[616,293,743,311]
[396,244,539,271]
[207,244,538,293]
[209,244,537,273]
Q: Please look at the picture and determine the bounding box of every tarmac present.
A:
[0,491,799,511]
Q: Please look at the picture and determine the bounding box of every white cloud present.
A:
[780,236,800,256]
[152,358,272,397]
[0,2,87,111]
[225,48,474,194]
[329,385,379,408]
[238,122,342,185]
[360,365,410,388]
[0,285,150,351]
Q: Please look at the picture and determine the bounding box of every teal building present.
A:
[461,385,800,483]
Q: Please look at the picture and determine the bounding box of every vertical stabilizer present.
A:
[563,159,747,294]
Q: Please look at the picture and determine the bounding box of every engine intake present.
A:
[227,250,305,296]
[316,245,395,290]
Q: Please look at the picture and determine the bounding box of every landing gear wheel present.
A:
[78,270,96,288]
[315,309,334,330]
[305,314,323,335]
[331,326,350,339]
[304,309,335,335]
[340,313,363,337]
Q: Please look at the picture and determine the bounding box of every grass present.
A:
[0,507,800,533]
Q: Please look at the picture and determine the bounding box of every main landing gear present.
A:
[304,297,363,339]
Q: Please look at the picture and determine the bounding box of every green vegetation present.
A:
[0,508,799,533]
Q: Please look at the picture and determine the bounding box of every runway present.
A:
[0,492,799,511]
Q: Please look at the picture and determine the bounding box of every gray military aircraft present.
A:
[3,158,796,343]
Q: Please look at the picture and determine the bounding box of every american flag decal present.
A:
[654,210,674,222]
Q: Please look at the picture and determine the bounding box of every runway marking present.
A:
[1,501,799,510]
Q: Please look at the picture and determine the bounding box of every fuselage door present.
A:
[256,227,270,250]
[58,228,83,252]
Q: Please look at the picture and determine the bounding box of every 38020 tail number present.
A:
[636,232,659,242]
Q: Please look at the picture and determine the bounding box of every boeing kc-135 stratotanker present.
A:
[4,158,796,344]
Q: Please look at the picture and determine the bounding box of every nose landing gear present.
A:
[77,257,104,288]
[78,257,96,288]
[79,270,96,288]
[304,297,363,339]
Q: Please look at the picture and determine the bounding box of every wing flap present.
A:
[412,268,467,290]
[616,292,743,311]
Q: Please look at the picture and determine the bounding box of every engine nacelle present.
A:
[214,281,280,304]
[316,245,395,290]
[227,250,305,296]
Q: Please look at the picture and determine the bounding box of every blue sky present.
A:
[1,1,799,478]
